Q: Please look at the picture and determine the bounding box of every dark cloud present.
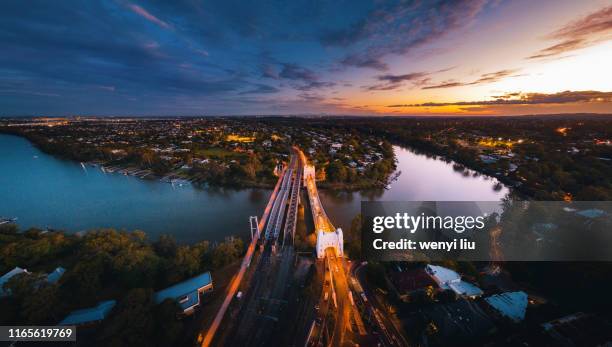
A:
[340,55,389,71]
[325,0,490,70]
[262,63,336,91]
[387,90,612,107]
[528,6,612,59]
[279,63,318,82]
[295,81,336,91]
[364,72,430,91]
[422,69,518,89]
[378,72,430,84]
[422,81,464,89]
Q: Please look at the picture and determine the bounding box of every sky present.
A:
[0,0,611,116]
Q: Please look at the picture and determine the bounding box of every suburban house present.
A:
[426,264,483,299]
[59,300,117,326]
[46,267,66,284]
[484,291,528,323]
[0,267,29,296]
[154,271,213,315]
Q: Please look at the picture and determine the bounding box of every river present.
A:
[0,134,508,242]
[319,146,509,232]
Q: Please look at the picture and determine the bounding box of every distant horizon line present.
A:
[1,112,612,119]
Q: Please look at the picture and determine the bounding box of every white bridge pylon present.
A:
[303,164,344,259]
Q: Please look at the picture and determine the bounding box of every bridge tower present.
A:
[316,229,343,258]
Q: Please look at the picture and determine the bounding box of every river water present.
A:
[0,134,508,242]
[319,146,509,232]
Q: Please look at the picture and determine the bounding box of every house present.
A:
[154,272,213,315]
[425,265,483,298]
[484,291,528,323]
[59,300,116,326]
[0,267,29,296]
[46,267,66,284]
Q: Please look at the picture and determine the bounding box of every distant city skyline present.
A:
[1,0,610,116]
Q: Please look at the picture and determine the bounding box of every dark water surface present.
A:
[1,134,507,242]
[0,134,269,243]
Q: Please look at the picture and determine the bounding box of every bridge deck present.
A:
[304,169,335,233]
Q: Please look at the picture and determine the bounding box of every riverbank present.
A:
[4,129,397,191]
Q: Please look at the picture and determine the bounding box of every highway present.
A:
[201,153,296,347]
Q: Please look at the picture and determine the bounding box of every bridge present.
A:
[203,148,372,347]
[201,152,300,347]
[302,162,343,258]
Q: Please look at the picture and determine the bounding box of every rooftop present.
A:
[46,267,66,284]
[426,264,483,298]
[0,267,28,296]
[59,300,116,325]
[485,291,528,322]
[154,272,212,311]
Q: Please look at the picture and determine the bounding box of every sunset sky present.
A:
[1,0,610,116]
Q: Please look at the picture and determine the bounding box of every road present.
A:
[353,262,410,347]
[327,248,352,346]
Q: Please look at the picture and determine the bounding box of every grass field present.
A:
[196,147,245,159]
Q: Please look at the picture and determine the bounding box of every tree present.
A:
[97,288,155,347]
[346,214,362,259]
[60,258,104,307]
[210,237,244,268]
[153,300,183,346]
[154,234,178,259]
[22,285,63,324]
[326,161,347,182]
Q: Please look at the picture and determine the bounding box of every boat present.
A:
[0,217,18,226]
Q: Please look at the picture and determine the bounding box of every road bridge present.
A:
[302,163,343,258]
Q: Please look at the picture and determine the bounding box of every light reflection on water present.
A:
[319,146,509,232]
